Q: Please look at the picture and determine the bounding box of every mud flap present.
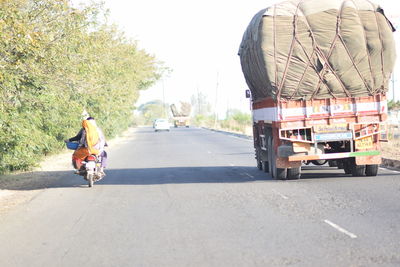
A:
[276,157,302,169]
[355,155,381,165]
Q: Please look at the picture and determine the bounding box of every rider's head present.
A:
[81,109,90,120]
[82,116,97,128]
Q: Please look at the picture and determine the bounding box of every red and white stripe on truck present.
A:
[252,94,387,168]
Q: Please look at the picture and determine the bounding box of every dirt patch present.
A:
[380,139,400,170]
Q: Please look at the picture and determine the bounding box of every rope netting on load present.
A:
[239,0,396,101]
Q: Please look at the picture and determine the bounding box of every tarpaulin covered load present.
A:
[238,0,396,101]
[170,102,191,117]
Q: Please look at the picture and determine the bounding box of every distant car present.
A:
[154,119,170,132]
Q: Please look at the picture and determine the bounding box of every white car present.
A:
[154,119,170,132]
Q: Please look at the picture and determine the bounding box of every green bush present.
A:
[0,0,161,173]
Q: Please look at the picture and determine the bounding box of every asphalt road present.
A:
[1,127,400,266]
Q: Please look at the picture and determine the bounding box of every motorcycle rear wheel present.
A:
[87,174,94,187]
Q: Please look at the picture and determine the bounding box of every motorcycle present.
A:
[66,142,105,187]
[80,154,104,187]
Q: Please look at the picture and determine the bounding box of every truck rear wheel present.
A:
[267,138,273,174]
[311,160,327,166]
[256,149,267,172]
[343,160,352,174]
[352,164,366,177]
[262,161,269,173]
[287,167,301,180]
[269,137,287,180]
[256,150,262,170]
[365,164,378,176]
[257,160,262,170]
[328,160,338,167]
[337,160,344,169]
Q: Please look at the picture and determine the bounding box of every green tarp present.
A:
[239,0,396,101]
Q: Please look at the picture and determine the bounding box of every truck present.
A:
[239,0,396,180]
[170,102,191,127]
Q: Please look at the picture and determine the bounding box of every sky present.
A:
[73,0,400,116]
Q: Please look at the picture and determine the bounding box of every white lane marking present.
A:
[229,163,235,166]
[241,172,254,179]
[207,151,212,154]
[324,220,357,239]
[272,189,289,200]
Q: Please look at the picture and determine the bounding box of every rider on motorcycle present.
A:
[66,116,107,175]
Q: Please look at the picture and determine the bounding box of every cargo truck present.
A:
[170,102,191,127]
[239,0,396,180]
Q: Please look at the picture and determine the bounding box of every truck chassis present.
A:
[252,94,387,180]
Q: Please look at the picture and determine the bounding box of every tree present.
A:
[191,92,211,116]
[388,100,400,111]
[0,0,163,173]
[138,100,168,124]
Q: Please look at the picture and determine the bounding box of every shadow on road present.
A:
[1,166,397,191]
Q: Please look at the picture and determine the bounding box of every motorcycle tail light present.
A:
[87,155,96,161]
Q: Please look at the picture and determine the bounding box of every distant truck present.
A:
[239,0,396,180]
[170,102,191,127]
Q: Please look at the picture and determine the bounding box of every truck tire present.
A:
[311,160,327,166]
[352,164,366,177]
[257,160,262,170]
[343,160,352,174]
[87,174,94,187]
[328,160,338,167]
[262,161,269,173]
[270,136,287,180]
[287,167,301,180]
[256,149,263,170]
[337,160,344,169]
[365,164,378,176]
[267,137,273,175]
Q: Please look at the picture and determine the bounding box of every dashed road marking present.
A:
[324,219,357,239]
[207,151,212,154]
[272,189,289,200]
[229,163,235,166]
[241,172,254,179]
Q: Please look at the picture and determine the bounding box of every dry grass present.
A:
[381,139,400,160]
[382,124,400,159]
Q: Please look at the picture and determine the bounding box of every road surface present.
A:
[0,127,400,266]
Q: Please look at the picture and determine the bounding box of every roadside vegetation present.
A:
[388,100,400,111]
[136,100,169,125]
[0,0,162,173]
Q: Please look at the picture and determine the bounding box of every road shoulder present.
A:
[0,127,137,214]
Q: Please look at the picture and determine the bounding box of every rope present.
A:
[371,2,387,94]
[273,5,278,89]
[276,2,301,100]
[273,0,383,100]
[350,0,375,94]
[297,2,350,99]
[288,48,313,100]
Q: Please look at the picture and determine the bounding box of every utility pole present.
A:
[162,79,166,118]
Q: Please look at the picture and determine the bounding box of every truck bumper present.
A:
[288,150,380,162]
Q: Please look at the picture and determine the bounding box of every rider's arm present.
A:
[69,128,84,142]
